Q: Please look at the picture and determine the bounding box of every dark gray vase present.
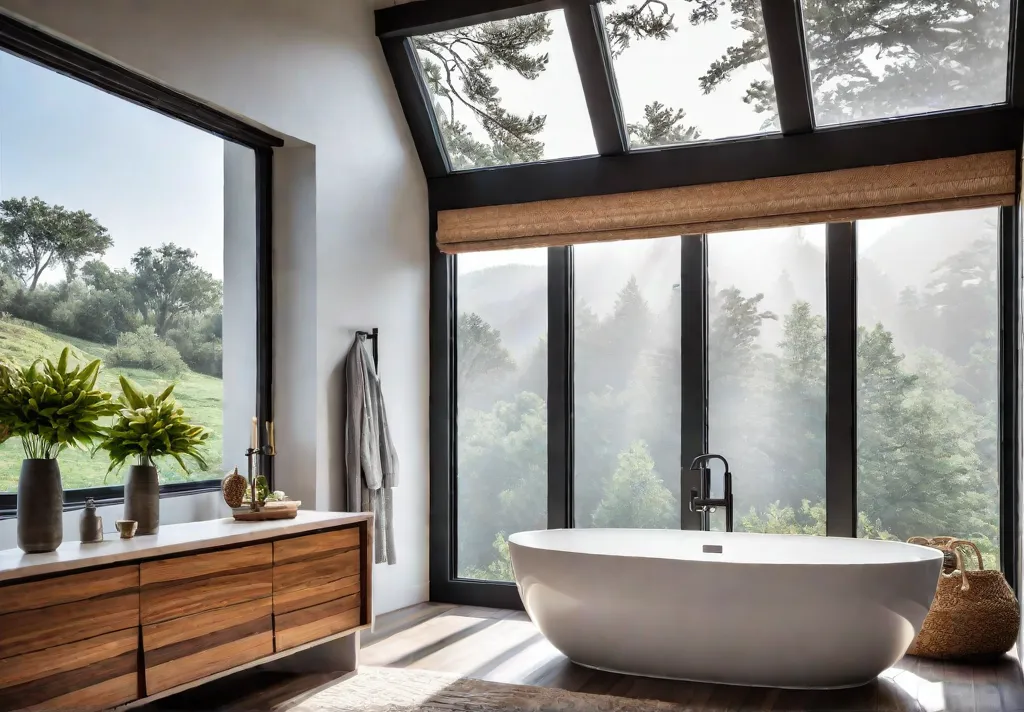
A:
[17,459,64,554]
[125,462,159,535]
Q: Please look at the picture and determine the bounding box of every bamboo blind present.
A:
[436,151,1016,253]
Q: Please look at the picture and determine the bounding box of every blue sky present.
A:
[0,50,227,282]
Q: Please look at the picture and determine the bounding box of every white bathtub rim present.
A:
[508,528,944,568]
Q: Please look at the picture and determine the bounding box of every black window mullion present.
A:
[759,0,814,134]
[825,222,857,537]
[429,210,457,598]
[1008,0,1024,107]
[563,3,629,156]
[548,246,574,529]
[998,205,1020,591]
[680,234,707,530]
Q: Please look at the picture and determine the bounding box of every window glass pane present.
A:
[857,209,999,568]
[456,249,547,580]
[707,226,826,534]
[573,238,681,528]
[413,10,596,171]
[801,1,1011,126]
[600,0,778,148]
[0,50,239,493]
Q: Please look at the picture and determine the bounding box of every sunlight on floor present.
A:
[883,669,947,712]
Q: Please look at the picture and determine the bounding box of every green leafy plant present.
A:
[99,376,210,476]
[0,347,116,459]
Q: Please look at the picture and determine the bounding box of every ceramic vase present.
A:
[17,458,63,553]
[125,459,159,535]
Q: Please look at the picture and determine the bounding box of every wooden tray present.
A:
[233,508,298,521]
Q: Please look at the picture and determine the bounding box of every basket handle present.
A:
[947,539,984,570]
[947,539,984,592]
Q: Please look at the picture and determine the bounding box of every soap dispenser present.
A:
[79,498,103,543]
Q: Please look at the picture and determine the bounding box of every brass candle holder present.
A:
[244,419,276,513]
[245,446,264,513]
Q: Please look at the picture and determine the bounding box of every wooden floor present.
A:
[155,602,1024,711]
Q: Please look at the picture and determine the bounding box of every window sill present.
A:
[0,480,223,520]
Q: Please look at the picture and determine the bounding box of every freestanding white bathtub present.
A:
[508,528,943,689]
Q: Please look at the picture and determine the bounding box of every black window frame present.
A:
[431,205,1022,610]
[0,14,282,517]
[388,0,1024,608]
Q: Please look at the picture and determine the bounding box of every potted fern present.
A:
[98,377,209,534]
[0,349,116,553]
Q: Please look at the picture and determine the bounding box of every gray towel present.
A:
[344,335,399,564]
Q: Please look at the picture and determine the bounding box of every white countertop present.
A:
[0,510,372,583]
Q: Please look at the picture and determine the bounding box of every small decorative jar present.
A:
[222,467,247,508]
[79,497,103,543]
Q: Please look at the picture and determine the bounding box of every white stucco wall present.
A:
[0,0,430,614]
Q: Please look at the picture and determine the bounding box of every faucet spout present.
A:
[687,453,734,532]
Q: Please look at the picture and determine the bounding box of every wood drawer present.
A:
[0,565,139,659]
[273,548,361,615]
[274,594,362,652]
[0,628,138,712]
[273,526,360,565]
[140,543,272,625]
[142,597,274,695]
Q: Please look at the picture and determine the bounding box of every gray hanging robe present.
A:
[343,334,398,564]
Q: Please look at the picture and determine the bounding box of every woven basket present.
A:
[906,537,1019,660]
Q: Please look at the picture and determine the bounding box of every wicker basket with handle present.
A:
[906,537,1019,660]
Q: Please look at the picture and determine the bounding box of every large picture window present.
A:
[440,207,1015,602]
[0,39,272,505]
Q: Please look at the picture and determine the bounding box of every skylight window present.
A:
[600,0,780,148]
[412,10,596,171]
[800,0,1011,126]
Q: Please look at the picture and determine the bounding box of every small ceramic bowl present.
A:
[115,519,138,539]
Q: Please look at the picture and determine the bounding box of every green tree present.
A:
[592,440,676,528]
[463,532,516,581]
[627,101,700,147]
[741,499,895,539]
[457,391,546,575]
[415,15,551,168]
[857,325,987,540]
[0,197,112,291]
[131,244,221,338]
[690,0,1009,123]
[760,301,826,509]
[416,11,694,166]
[457,312,516,388]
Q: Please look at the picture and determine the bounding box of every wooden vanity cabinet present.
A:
[0,513,371,711]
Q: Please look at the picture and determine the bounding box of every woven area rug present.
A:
[287,666,686,712]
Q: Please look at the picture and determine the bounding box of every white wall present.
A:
[0,0,430,614]
[0,491,230,544]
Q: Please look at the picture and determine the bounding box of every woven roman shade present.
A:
[437,151,1016,253]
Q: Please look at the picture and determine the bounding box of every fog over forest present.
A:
[456,209,1000,579]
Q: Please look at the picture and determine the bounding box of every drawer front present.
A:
[0,565,140,659]
[273,526,360,565]
[0,628,139,712]
[275,594,361,652]
[273,574,361,616]
[0,565,138,615]
[143,597,274,695]
[140,543,272,625]
[273,548,361,614]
